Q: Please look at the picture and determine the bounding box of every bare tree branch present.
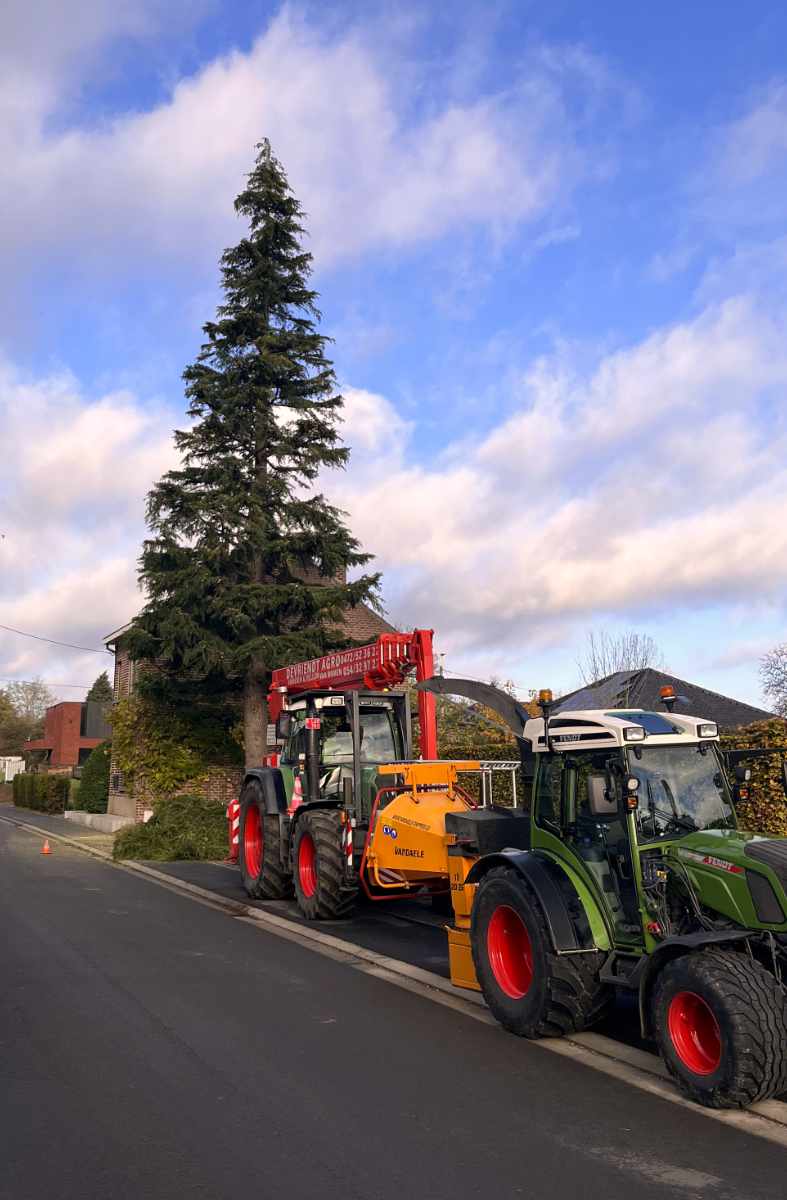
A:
[761,643,787,717]
[577,630,666,686]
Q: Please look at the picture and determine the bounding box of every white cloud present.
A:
[0,359,177,694]
[330,295,787,654]
[1,8,620,287]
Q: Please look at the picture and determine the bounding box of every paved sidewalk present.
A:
[0,803,115,854]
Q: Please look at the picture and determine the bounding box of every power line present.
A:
[0,622,109,654]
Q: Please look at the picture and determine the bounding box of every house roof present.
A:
[554,668,774,730]
[105,603,397,653]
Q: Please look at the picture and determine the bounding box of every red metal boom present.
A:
[268,630,437,758]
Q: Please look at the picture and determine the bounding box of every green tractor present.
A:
[423,678,787,1109]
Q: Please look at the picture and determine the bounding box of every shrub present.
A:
[75,742,110,813]
[12,772,69,813]
[720,718,787,837]
[112,794,227,862]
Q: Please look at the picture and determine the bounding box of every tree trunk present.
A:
[244,662,268,769]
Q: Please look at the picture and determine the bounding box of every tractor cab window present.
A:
[628,744,736,840]
[282,713,307,764]
[537,749,641,937]
[319,707,401,765]
[535,756,564,832]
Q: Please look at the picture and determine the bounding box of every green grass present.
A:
[112,794,228,862]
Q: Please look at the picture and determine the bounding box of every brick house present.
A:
[24,701,112,770]
[104,593,397,822]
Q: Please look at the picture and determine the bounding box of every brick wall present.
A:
[130,766,244,822]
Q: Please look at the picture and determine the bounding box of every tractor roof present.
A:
[523,708,719,752]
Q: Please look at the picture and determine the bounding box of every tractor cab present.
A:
[274,689,412,820]
[523,706,734,944]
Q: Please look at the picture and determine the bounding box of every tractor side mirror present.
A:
[588,773,619,820]
[275,711,293,742]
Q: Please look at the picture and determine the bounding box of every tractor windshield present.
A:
[627,744,735,840]
[320,708,400,765]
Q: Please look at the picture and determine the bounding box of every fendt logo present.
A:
[382,824,398,839]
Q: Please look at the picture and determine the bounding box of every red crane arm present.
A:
[268,629,437,758]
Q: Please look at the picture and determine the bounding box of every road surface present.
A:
[1,816,785,1200]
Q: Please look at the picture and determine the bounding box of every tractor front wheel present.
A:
[470,866,610,1037]
[238,781,292,900]
[652,949,787,1108]
[292,810,358,920]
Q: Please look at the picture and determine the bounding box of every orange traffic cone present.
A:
[41,839,52,855]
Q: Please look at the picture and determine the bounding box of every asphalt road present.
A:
[2,818,786,1200]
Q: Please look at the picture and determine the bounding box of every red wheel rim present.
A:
[243,805,263,878]
[668,991,722,1075]
[298,832,318,898]
[487,904,533,999]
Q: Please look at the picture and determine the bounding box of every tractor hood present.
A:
[664,829,787,931]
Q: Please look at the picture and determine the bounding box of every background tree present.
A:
[85,671,113,706]
[761,643,787,717]
[576,629,665,685]
[0,679,56,755]
[126,140,379,766]
[75,741,111,813]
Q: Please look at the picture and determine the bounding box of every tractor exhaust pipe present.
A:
[304,717,321,802]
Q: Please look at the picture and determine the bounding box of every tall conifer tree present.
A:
[127,141,379,764]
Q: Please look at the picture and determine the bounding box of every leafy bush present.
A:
[110,695,242,803]
[12,772,69,813]
[75,742,110,813]
[112,794,227,861]
[720,719,787,837]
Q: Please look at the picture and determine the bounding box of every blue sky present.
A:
[1,0,786,709]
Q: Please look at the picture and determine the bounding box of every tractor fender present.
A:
[465,850,604,953]
[243,768,288,814]
[636,929,756,1038]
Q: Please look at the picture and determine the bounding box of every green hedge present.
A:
[720,719,787,837]
[113,794,228,862]
[13,772,69,813]
[75,742,110,813]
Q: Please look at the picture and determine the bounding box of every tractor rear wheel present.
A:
[238,780,292,900]
[470,866,610,1037]
[292,809,358,920]
[652,949,787,1108]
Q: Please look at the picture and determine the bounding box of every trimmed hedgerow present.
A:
[12,772,69,813]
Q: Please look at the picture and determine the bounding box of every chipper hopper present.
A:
[237,634,787,1109]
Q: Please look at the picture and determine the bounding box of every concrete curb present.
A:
[4,810,787,1146]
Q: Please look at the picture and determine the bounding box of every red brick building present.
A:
[24,701,112,770]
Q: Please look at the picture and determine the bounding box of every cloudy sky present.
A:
[2,0,786,707]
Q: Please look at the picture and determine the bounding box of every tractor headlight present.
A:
[698,722,718,738]
[623,726,646,741]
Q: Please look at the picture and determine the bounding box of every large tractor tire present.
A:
[238,780,292,900]
[652,948,787,1108]
[470,866,610,1037]
[292,809,358,921]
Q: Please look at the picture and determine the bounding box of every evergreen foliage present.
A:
[75,741,111,813]
[85,671,113,706]
[125,140,379,764]
[113,794,227,861]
